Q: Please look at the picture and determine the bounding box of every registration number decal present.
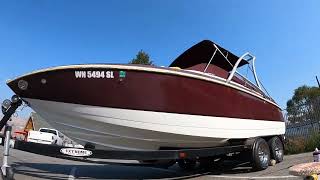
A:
[75,71,114,79]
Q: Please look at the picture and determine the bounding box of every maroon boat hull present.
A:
[7,65,284,122]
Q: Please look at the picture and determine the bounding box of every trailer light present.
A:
[2,99,11,109]
[179,152,187,158]
[1,99,11,114]
[41,78,46,84]
[18,80,28,90]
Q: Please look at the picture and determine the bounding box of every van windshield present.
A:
[40,129,57,135]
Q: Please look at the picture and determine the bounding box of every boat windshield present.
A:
[170,40,272,100]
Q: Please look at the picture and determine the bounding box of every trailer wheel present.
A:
[199,157,214,169]
[252,138,270,171]
[198,157,216,170]
[84,142,95,149]
[139,160,176,168]
[268,136,284,163]
[178,159,196,170]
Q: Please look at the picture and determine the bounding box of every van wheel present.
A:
[252,138,270,171]
[178,159,196,170]
[268,136,284,163]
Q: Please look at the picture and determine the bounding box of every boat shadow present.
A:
[11,159,256,179]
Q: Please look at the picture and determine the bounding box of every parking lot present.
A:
[0,146,312,180]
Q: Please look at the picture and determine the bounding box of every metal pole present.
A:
[316,76,320,88]
[204,48,218,73]
[1,125,12,177]
[226,52,251,83]
[251,56,261,90]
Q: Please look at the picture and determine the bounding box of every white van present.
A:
[27,128,64,146]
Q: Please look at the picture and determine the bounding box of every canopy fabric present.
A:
[169,40,248,72]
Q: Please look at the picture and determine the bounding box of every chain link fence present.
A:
[285,98,320,138]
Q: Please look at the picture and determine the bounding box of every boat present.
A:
[6,40,285,151]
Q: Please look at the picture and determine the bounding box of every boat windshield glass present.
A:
[235,63,272,99]
[236,65,260,89]
[40,129,57,135]
[201,45,273,100]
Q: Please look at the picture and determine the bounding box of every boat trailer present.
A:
[0,95,264,180]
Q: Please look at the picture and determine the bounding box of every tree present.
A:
[129,50,154,65]
[286,85,320,124]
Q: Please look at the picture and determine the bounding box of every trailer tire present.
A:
[84,142,95,149]
[178,159,196,170]
[199,157,214,169]
[268,136,284,163]
[139,160,176,168]
[252,138,270,171]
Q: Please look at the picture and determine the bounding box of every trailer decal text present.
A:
[60,148,92,157]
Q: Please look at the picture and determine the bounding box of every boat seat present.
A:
[186,63,228,79]
[186,64,265,93]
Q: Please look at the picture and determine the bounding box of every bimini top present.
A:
[169,40,248,72]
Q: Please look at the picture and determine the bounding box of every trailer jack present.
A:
[0,95,22,180]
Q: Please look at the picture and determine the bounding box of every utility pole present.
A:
[316,76,320,88]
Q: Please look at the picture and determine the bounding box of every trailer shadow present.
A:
[12,162,188,179]
[11,160,256,179]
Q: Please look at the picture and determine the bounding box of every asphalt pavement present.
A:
[0,146,313,180]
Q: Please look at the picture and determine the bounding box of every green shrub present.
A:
[285,132,320,155]
[285,137,306,155]
[305,132,320,152]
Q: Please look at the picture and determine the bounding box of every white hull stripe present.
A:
[26,98,285,139]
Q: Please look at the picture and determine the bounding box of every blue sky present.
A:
[1,0,320,117]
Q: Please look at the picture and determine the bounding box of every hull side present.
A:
[25,98,285,151]
[7,65,284,122]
